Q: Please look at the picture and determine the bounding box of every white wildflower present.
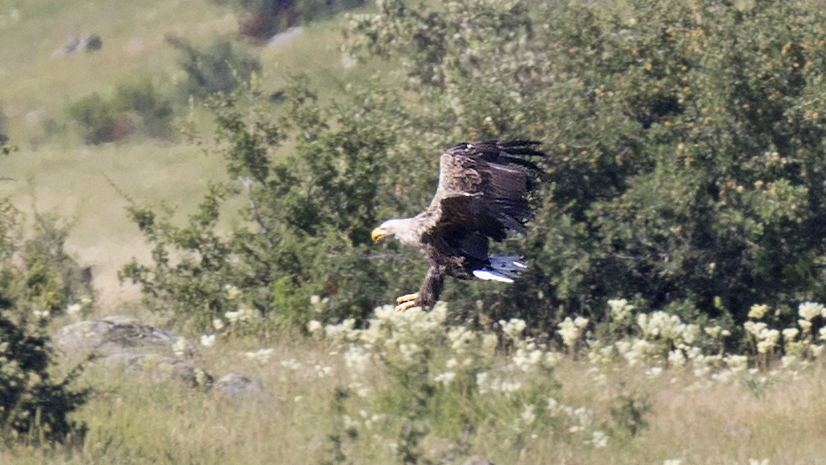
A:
[344,346,370,373]
[543,351,564,368]
[521,404,536,425]
[748,304,769,319]
[557,317,581,350]
[781,355,798,369]
[481,333,498,354]
[646,366,663,378]
[212,318,225,331]
[224,284,240,300]
[703,325,721,338]
[315,364,333,378]
[499,379,521,394]
[172,337,187,357]
[434,370,456,386]
[798,319,812,333]
[398,343,420,361]
[608,298,633,320]
[246,348,275,364]
[663,460,682,465]
[590,430,609,448]
[744,321,767,336]
[66,303,82,316]
[79,295,93,305]
[32,309,49,320]
[447,327,474,353]
[725,355,749,373]
[476,372,490,393]
[307,320,323,334]
[782,327,799,342]
[200,334,216,347]
[500,318,527,339]
[668,350,686,367]
[798,301,824,321]
[325,318,356,342]
[748,459,769,465]
[756,329,780,354]
[811,344,825,358]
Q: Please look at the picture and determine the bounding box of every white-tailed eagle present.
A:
[371,140,544,311]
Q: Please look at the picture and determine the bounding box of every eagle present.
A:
[371,140,544,311]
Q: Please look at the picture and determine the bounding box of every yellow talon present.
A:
[395,292,419,305]
[395,300,417,312]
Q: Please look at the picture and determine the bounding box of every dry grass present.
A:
[2,325,826,465]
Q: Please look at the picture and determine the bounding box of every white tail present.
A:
[472,256,527,283]
[473,269,514,283]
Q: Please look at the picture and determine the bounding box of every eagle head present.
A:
[371,218,420,246]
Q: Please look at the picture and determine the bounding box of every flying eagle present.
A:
[371,140,544,311]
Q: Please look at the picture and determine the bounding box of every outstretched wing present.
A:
[419,140,544,243]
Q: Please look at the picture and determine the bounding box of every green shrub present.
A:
[345,0,826,329]
[121,83,424,330]
[66,94,117,144]
[0,200,89,445]
[167,37,261,102]
[67,78,174,144]
[126,0,826,334]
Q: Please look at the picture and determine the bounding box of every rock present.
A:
[101,353,212,387]
[462,456,495,465]
[53,33,103,58]
[54,317,182,357]
[214,372,263,399]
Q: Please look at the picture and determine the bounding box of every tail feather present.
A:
[473,256,528,283]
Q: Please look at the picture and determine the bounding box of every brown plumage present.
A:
[371,140,544,311]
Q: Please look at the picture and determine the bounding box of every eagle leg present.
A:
[396,292,420,304]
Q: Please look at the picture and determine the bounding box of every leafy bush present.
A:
[221,0,365,40]
[345,0,826,328]
[0,200,89,445]
[66,94,117,144]
[127,0,826,334]
[121,83,427,330]
[67,78,174,144]
[167,37,261,102]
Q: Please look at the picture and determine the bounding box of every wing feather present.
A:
[418,140,544,241]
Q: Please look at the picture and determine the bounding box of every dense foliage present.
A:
[67,77,174,144]
[0,195,90,444]
[125,0,826,335]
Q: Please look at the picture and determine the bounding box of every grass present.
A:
[3,329,826,465]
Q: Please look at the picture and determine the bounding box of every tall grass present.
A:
[3,314,825,465]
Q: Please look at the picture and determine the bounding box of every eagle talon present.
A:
[395,300,417,312]
[396,292,420,305]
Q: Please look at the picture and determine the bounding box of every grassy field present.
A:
[4,305,826,465]
[0,0,374,307]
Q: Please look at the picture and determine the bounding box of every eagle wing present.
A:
[419,140,544,243]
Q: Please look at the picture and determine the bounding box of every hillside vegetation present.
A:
[1,0,826,463]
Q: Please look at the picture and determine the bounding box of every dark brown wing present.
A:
[418,140,544,243]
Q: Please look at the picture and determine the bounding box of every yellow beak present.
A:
[371,227,388,243]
